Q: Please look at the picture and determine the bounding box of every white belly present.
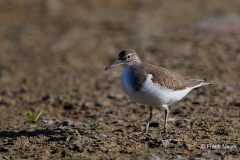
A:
[121,67,196,108]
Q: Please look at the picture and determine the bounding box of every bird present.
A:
[105,49,213,133]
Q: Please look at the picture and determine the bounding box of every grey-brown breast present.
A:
[127,63,148,91]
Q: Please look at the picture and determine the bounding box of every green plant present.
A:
[88,123,102,130]
[25,110,43,123]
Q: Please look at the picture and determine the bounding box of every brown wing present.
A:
[144,63,204,90]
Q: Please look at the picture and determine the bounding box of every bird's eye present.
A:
[127,55,131,59]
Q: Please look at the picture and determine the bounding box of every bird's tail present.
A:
[202,82,215,86]
[186,79,215,89]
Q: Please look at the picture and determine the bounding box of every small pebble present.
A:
[147,153,160,160]
[107,93,123,99]
[42,94,50,101]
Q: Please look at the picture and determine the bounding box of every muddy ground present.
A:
[0,0,240,159]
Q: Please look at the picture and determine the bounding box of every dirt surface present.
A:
[0,1,240,159]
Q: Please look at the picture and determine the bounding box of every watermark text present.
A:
[200,144,238,150]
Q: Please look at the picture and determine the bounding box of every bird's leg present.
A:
[164,108,169,132]
[143,106,153,133]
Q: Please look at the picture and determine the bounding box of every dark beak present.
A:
[105,60,121,70]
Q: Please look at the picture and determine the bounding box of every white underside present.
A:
[121,67,203,109]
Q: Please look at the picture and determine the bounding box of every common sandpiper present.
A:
[105,49,213,133]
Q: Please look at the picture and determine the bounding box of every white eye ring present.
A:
[127,55,131,59]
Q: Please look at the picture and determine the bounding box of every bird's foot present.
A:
[163,127,167,133]
[141,128,148,134]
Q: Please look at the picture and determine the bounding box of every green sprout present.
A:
[25,110,43,123]
[88,123,102,130]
